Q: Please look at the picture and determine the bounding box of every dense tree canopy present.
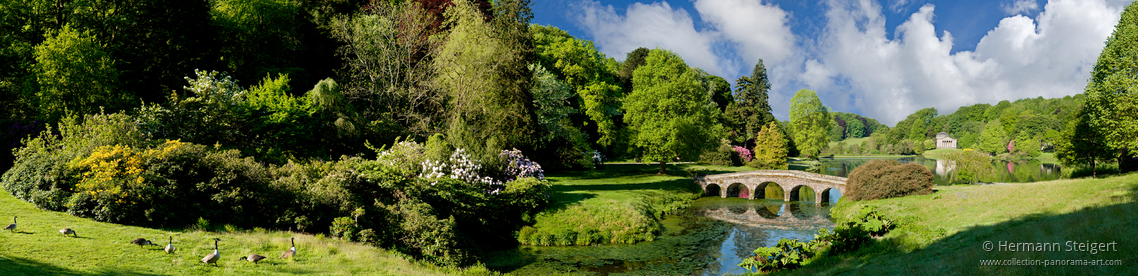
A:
[33,25,125,120]
[979,120,1008,154]
[1084,1,1138,172]
[625,49,721,174]
[531,25,623,148]
[788,89,831,159]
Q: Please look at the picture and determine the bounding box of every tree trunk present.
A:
[1120,148,1137,173]
[1091,159,1097,178]
[658,160,667,175]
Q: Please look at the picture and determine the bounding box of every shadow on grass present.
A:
[784,183,1138,275]
[0,256,161,276]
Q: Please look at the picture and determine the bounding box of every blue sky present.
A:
[530,0,1132,125]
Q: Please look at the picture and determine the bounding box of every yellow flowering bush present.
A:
[67,140,186,209]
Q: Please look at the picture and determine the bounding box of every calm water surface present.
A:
[487,198,835,275]
[489,157,1054,275]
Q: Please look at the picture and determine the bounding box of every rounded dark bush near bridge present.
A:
[845,159,934,201]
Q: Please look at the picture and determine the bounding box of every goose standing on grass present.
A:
[240,254,266,264]
[59,228,77,237]
[202,238,221,265]
[279,237,296,259]
[131,238,154,248]
[4,216,15,232]
[164,236,176,254]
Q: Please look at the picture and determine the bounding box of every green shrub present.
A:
[517,199,659,246]
[4,116,551,267]
[846,159,934,200]
[331,216,359,241]
[739,206,896,274]
[2,112,145,211]
[699,142,740,166]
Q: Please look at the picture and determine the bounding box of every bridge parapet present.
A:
[692,170,849,203]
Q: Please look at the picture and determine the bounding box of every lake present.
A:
[487,156,1061,275]
[487,198,835,275]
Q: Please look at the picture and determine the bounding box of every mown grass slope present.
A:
[0,191,485,276]
[780,173,1138,275]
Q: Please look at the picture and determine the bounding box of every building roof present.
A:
[936,132,950,139]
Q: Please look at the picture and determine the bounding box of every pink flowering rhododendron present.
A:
[733,146,753,162]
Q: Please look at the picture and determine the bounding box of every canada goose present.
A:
[59,228,77,237]
[164,236,176,254]
[3,216,15,232]
[202,238,221,265]
[240,254,266,264]
[279,237,296,259]
[130,238,155,248]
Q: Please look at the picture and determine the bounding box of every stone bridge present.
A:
[692,170,848,203]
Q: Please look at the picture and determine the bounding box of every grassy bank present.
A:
[779,173,1138,275]
[827,137,871,148]
[0,191,485,275]
[920,148,960,159]
[516,163,751,246]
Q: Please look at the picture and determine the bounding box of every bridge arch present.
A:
[819,188,841,204]
[755,182,784,200]
[725,183,750,199]
[788,185,816,202]
[705,183,722,197]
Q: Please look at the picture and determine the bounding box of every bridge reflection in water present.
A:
[697,200,834,231]
[693,198,835,276]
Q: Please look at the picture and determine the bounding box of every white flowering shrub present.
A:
[501,148,544,181]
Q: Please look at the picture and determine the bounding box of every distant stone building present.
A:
[936,132,957,149]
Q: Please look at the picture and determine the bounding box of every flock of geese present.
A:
[6,215,300,266]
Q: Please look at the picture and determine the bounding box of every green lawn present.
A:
[827,137,871,148]
[921,148,961,159]
[779,173,1138,275]
[0,191,486,275]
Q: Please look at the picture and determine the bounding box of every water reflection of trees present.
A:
[730,226,771,263]
[755,203,782,219]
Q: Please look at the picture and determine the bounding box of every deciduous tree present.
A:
[624,49,721,174]
[1084,1,1138,172]
[1055,106,1113,176]
[788,89,831,159]
[33,25,126,120]
[978,120,1007,154]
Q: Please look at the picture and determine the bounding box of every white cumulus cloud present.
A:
[570,0,729,76]
[803,0,1124,125]
[693,0,796,65]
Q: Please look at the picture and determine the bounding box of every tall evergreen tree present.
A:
[724,60,775,143]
